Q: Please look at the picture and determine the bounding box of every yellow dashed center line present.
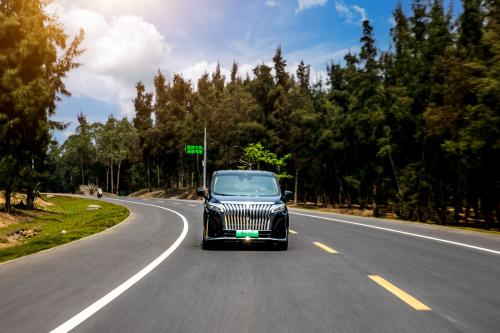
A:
[173,202,180,205]
[188,204,197,207]
[157,201,165,203]
[142,199,149,201]
[368,275,431,311]
[313,242,338,253]
[289,229,297,234]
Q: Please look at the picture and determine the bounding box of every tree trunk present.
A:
[429,181,440,224]
[345,182,351,209]
[473,197,480,218]
[333,163,346,208]
[81,156,84,186]
[453,169,460,226]
[464,170,470,227]
[5,180,12,214]
[416,136,427,222]
[147,155,151,192]
[294,167,298,205]
[339,186,343,207]
[117,160,122,195]
[372,183,379,218]
[111,158,114,195]
[158,165,160,188]
[26,189,34,210]
[388,152,403,215]
[437,177,447,225]
[106,166,109,193]
[360,190,365,210]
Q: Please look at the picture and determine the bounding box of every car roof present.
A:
[213,170,276,177]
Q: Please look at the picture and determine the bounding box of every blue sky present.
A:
[48,0,458,143]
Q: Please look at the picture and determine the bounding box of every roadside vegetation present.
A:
[289,202,500,236]
[0,196,130,264]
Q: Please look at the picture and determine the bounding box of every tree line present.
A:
[2,0,500,229]
[125,0,497,229]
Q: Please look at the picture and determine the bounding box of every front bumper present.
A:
[206,229,287,242]
[204,209,288,240]
[205,237,287,242]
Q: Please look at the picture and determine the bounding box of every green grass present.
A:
[0,196,130,263]
[289,205,500,236]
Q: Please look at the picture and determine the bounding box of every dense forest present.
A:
[2,0,500,229]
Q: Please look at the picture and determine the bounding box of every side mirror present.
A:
[197,189,207,199]
[284,191,293,202]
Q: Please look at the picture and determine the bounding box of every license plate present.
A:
[236,230,259,238]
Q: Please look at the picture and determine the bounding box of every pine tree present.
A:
[296,60,311,93]
[132,81,154,192]
[230,61,238,85]
[272,45,288,87]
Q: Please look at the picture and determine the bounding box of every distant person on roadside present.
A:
[97,187,103,198]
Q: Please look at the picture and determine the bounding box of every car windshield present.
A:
[212,174,279,196]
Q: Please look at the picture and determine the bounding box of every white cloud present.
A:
[334,1,368,25]
[50,0,160,17]
[296,0,328,13]
[46,2,171,118]
[265,1,278,7]
[180,61,231,86]
[335,2,349,16]
[387,16,396,26]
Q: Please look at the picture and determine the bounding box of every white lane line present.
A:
[290,212,500,255]
[50,199,189,333]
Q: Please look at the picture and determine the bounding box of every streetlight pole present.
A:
[203,124,207,190]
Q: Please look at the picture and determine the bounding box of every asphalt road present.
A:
[1,196,500,332]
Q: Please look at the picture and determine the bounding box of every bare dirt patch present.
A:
[287,202,396,218]
[0,192,54,249]
[129,188,202,200]
[0,211,34,228]
[0,192,54,209]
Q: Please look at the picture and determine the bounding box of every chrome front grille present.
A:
[221,203,273,230]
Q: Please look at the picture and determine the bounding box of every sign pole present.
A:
[203,124,207,190]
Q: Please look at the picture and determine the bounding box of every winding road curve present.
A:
[1,196,500,332]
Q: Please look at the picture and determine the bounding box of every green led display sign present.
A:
[186,145,203,155]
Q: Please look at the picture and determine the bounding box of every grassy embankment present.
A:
[0,196,130,264]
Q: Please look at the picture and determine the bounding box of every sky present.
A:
[47,0,458,143]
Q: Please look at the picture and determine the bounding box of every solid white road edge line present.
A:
[49,199,189,333]
[290,212,500,255]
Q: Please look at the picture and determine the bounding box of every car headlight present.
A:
[271,204,286,213]
[208,203,225,212]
